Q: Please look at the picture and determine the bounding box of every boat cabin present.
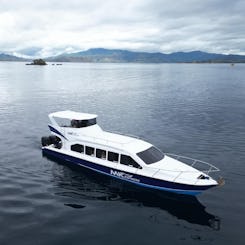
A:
[47,110,165,171]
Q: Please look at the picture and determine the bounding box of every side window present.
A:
[71,144,84,153]
[85,146,95,156]
[108,152,119,162]
[120,155,142,169]
[96,149,106,160]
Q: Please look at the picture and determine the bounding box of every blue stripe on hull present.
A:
[42,148,214,196]
[48,125,67,140]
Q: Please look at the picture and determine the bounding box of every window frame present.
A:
[120,154,142,169]
[96,148,107,160]
[136,146,165,165]
[107,151,119,163]
[85,146,95,157]
[70,144,84,153]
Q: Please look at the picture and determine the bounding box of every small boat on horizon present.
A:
[41,110,223,196]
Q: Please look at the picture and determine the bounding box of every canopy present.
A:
[49,110,97,120]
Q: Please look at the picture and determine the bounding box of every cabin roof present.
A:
[75,129,152,154]
[103,132,151,153]
[49,110,97,120]
[49,111,152,154]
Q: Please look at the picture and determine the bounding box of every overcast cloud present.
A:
[0,0,245,57]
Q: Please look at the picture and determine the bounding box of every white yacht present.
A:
[41,110,222,196]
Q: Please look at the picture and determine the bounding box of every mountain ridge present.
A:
[0,53,27,61]
[46,48,245,63]
[1,48,245,63]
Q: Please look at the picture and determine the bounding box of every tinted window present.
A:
[137,146,164,164]
[71,118,97,128]
[86,118,97,126]
[96,149,106,159]
[85,146,95,156]
[108,152,119,162]
[71,144,84,153]
[120,155,142,169]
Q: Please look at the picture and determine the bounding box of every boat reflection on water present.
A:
[43,153,220,230]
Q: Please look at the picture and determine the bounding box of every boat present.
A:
[41,110,222,196]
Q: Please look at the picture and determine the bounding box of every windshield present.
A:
[137,146,165,165]
[71,118,97,128]
[54,118,97,128]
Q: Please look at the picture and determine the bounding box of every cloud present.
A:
[0,0,244,57]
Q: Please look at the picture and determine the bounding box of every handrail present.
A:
[106,130,144,140]
[165,153,220,174]
[71,130,143,149]
[75,134,125,148]
[144,153,220,183]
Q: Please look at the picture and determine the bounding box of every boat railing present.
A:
[106,130,144,140]
[143,153,220,183]
[73,133,128,148]
[165,153,220,174]
[74,130,143,148]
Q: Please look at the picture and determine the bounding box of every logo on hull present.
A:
[110,170,140,182]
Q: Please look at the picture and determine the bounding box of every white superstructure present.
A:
[42,110,222,195]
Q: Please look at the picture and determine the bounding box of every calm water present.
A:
[0,62,245,244]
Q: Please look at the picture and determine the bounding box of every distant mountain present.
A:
[1,48,245,63]
[47,48,245,63]
[0,53,27,61]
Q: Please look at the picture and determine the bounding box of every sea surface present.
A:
[0,62,245,245]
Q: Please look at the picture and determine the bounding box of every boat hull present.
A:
[42,148,215,196]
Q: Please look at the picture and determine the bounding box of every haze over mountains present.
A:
[0,53,26,61]
[1,48,245,63]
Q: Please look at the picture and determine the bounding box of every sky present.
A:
[0,0,245,57]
